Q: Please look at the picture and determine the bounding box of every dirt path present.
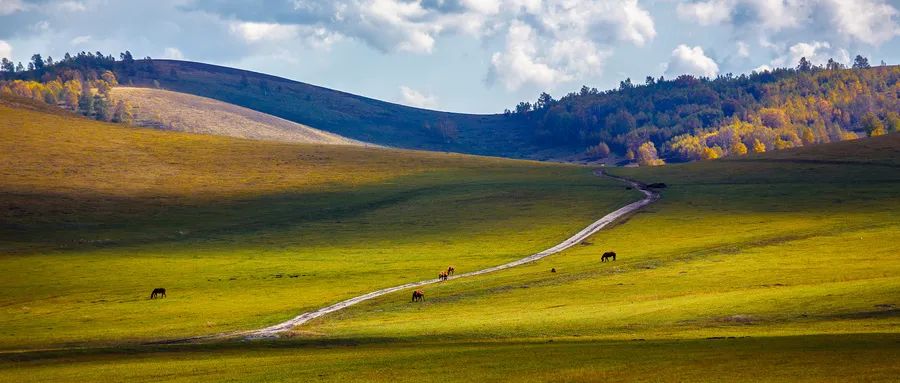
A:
[237,170,659,339]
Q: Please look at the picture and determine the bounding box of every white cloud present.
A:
[230,21,300,43]
[162,47,184,60]
[0,0,26,15]
[736,41,750,58]
[676,0,731,26]
[823,0,900,46]
[284,0,654,89]
[399,85,438,109]
[0,40,11,60]
[753,64,773,73]
[483,0,654,90]
[665,44,719,77]
[229,21,342,50]
[488,21,571,90]
[770,41,849,68]
[70,35,92,45]
[676,0,900,46]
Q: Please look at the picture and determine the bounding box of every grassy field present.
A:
[294,135,900,343]
[1,99,897,381]
[0,99,636,350]
[109,87,365,146]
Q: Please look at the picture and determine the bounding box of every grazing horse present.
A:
[412,290,425,302]
[601,251,617,262]
[447,266,455,275]
[551,268,557,273]
[438,271,448,281]
[150,288,166,299]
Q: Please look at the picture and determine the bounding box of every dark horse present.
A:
[438,271,448,281]
[150,288,166,299]
[412,290,425,302]
[447,266,455,275]
[601,251,617,262]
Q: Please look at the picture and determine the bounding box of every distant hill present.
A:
[2,54,898,162]
[132,60,535,158]
[109,87,367,146]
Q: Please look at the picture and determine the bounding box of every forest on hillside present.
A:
[507,56,899,164]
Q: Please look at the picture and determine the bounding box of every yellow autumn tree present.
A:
[636,141,665,166]
[752,139,766,153]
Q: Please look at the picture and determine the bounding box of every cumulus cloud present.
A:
[768,41,850,68]
[203,0,655,90]
[0,40,11,59]
[825,0,900,46]
[399,85,438,109]
[483,0,654,90]
[665,45,719,78]
[676,0,900,46]
[487,21,565,90]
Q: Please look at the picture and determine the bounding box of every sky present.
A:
[1,0,899,114]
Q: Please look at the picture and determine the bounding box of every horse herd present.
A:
[410,252,617,302]
[148,253,618,302]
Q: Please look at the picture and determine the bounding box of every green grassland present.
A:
[297,134,900,343]
[1,99,898,381]
[0,100,635,350]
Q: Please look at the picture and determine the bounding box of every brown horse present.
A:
[412,290,425,302]
[601,251,617,262]
[438,271,448,281]
[150,288,166,299]
[447,266,455,275]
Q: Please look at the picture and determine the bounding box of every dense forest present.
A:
[507,55,899,164]
[3,51,898,163]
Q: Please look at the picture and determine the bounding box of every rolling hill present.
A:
[109,87,367,146]
[0,92,897,381]
[3,55,897,162]
[0,98,634,349]
[133,60,535,157]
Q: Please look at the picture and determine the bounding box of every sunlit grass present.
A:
[0,102,636,349]
[295,135,900,342]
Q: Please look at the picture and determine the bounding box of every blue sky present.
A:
[1,0,899,114]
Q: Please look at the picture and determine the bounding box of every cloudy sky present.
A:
[1,0,899,113]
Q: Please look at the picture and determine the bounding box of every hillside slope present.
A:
[109,87,367,146]
[302,133,900,343]
[0,100,635,349]
[142,60,534,157]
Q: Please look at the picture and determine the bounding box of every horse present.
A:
[412,290,425,302]
[150,288,166,299]
[551,268,557,273]
[601,251,617,262]
[447,266,455,275]
[438,271,448,281]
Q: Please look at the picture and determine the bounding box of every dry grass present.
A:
[110,87,367,146]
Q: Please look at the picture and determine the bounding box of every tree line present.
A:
[507,55,898,164]
[0,51,159,123]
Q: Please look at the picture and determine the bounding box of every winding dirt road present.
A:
[239,170,659,339]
